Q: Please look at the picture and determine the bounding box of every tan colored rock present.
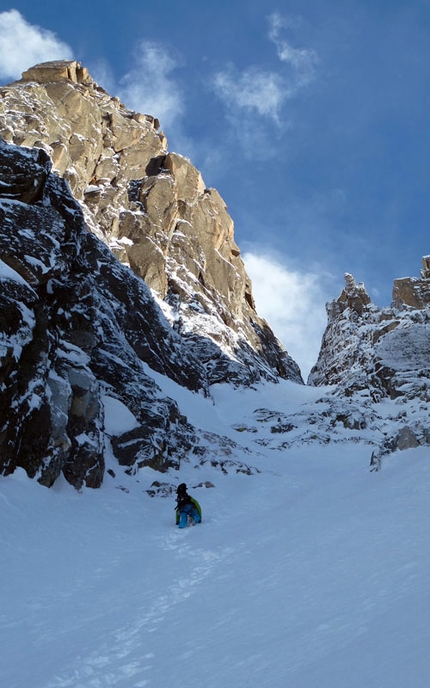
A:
[50,140,69,173]
[182,189,234,251]
[132,113,160,130]
[335,273,371,316]
[107,109,142,152]
[94,152,120,180]
[22,60,77,83]
[421,255,430,279]
[139,174,178,236]
[165,153,206,203]
[127,239,168,296]
[21,60,93,86]
[392,276,430,308]
[44,82,99,139]
[116,136,166,180]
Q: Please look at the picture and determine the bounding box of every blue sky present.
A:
[1,1,429,376]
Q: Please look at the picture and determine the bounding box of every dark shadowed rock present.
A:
[0,139,205,487]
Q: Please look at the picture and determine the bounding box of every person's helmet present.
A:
[177,483,187,496]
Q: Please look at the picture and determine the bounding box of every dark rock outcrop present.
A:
[0,139,204,487]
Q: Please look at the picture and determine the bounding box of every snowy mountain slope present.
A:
[1,63,302,490]
[1,379,430,688]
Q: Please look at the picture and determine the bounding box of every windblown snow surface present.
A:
[1,376,430,688]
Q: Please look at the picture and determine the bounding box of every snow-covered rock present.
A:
[308,269,430,466]
[0,138,207,487]
[0,61,304,489]
[0,131,291,487]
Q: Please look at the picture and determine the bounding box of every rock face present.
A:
[0,60,302,388]
[0,139,206,488]
[309,267,430,400]
[308,266,430,467]
[0,61,302,489]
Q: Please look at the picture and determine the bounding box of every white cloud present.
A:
[268,13,318,87]
[118,41,184,132]
[211,13,318,158]
[243,251,333,379]
[212,65,289,125]
[0,10,73,82]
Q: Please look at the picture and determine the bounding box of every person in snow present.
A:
[175,483,202,528]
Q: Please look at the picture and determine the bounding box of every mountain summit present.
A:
[0,60,301,488]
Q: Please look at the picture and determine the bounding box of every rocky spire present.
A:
[309,262,430,402]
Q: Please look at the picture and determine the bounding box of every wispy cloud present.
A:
[89,59,116,95]
[212,65,289,126]
[118,41,184,132]
[243,250,334,379]
[211,13,318,158]
[267,12,318,87]
[0,9,73,82]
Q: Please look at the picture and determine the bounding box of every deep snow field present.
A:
[1,377,430,688]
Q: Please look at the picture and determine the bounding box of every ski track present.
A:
[2,423,430,687]
[43,524,237,688]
